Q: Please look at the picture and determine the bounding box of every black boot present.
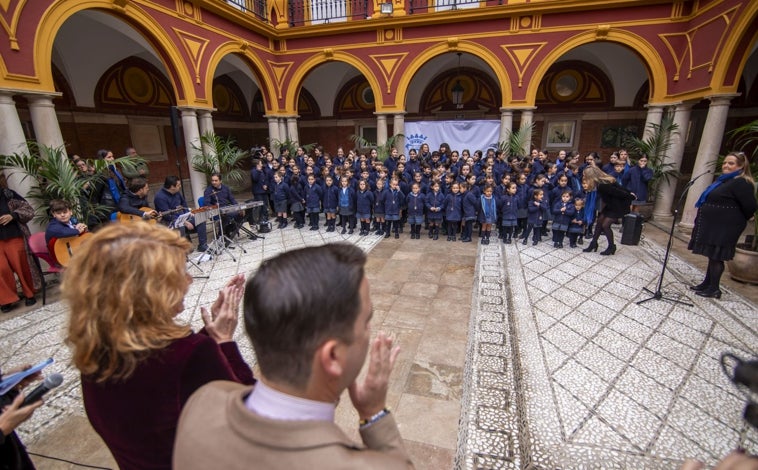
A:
[433,227,439,241]
[600,244,616,256]
[384,222,391,238]
[583,241,598,252]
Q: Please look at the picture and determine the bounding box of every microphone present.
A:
[21,373,63,406]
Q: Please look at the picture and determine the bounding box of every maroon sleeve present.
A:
[179,336,254,405]
[218,341,255,385]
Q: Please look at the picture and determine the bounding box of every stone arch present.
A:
[286,51,384,113]
[712,2,758,91]
[34,1,192,103]
[527,30,666,105]
[395,41,512,110]
[204,44,273,113]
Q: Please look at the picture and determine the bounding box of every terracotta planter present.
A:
[726,244,758,284]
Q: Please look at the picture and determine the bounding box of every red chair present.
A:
[27,232,64,305]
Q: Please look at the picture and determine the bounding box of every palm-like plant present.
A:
[624,114,680,202]
[0,142,143,224]
[498,123,534,158]
[269,137,316,158]
[727,119,758,251]
[192,132,249,191]
[349,134,405,162]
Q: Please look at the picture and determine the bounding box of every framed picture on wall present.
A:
[545,120,576,148]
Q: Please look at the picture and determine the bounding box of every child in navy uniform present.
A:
[568,198,586,248]
[443,182,463,241]
[478,184,497,245]
[271,172,290,229]
[384,178,405,239]
[304,174,323,230]
[406,182,425,239]
[322,175,339,232]
[499,182,519,244]
[522,189,547,245]
[355,179,374,236]
[372,178,387,236]
[515,172,529,237]
[337,176,356,234]
[551,190,575,248]
[425,181,445,240]
[289,174,307,229]
[460,183,478,243]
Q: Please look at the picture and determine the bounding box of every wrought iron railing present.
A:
[409,0,500,14]
[225,0,268,21]
[288,0,370,26]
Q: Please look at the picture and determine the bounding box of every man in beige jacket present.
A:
[173,243,414,469]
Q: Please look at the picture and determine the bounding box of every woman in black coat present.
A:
[582,166,635,255]
[688,152,756,298]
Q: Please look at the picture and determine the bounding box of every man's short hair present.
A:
[164,175,180,189]
[243,243,366,389]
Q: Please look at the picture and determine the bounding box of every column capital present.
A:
[499,108,515,114]
[644,103,667,110]
[705,93,740,105]
[392,111,407,117]
[373,112,392,117]
[196,108,217,116]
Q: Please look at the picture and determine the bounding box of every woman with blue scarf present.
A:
[688,152,756,299]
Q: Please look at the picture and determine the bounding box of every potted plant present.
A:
[192,132,250,191]
[624,113,681,220]
[497,123,534,159]
[0,142,143,225]
[724,119,758,284]
[268,137,316,159]
[349,134,405,162]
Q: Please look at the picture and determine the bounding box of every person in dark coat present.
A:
[582,166,635,255]
[688,152,757,299]
[622,155,654,206]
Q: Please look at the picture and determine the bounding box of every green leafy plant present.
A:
[727,119,758,251]
[268,137,316,158]
[349,134,405,162]
[624,113,681,202]
[497,123,534,158]
[191,132,249,191]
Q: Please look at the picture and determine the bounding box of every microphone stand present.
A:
[637,171,711,306]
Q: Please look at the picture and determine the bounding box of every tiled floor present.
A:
[1,220,756,469]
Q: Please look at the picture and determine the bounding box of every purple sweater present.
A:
[82,332,254,470]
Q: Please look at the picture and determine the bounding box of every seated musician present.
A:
[203,172,242,239]
[118,177,157,220]
[45,199,87,246]
[154,176,208,253]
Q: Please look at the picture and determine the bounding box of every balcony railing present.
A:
[226,0,268,21]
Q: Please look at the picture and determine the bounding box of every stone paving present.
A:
[0,221,756,469]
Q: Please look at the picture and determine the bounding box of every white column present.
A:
[286,116,299,144]
[499,108,514,145]
[652,102,693,220]
[179,108,208,207]
[679,95,737,230]
[197,109,216,164]
[375,113,388,146]
[266,116,281,158]
[278,119,288,143]
[520,108,535,156]
[26,93,65,155]
[0,91,33,199]
[393,113,406,153]
[642,104,665,141]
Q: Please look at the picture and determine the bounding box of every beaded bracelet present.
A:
[359,408,390,429]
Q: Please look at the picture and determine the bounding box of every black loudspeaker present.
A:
[621,213,643,246]
[169,106,182,148]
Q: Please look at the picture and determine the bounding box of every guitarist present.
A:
[154,176,208,253]
[118,177,157,220]
[45,199,88,246]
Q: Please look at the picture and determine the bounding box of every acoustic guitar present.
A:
[116,207,184,224]
[52,232,93,267]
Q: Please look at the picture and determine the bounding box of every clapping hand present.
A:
[202,274,245,344]
[348,332,400,420]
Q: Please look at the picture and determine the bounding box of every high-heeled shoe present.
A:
[695,288,721,299]
[600,244,616,256]
[582,241,598,252]
[689,281,709,291]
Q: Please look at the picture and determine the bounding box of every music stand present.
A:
[636,177,703,307]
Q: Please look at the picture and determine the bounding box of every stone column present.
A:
[652,102,693,220]
[499,108,514,145]
[520,108,535,156]
[642,104,665,141]
[375,113,388,146]
[26,93,65,154]
[393,113,406,153]
[278,119,288,143]
[0,91,33,199]
[286,116,299,144]
[178,108,208,206]
[197,109,216,162]
[267,116,281,158]
[679,95,738,230]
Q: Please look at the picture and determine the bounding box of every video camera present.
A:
[721,352,758,430]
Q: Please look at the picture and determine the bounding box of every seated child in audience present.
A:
[45,199,87,246]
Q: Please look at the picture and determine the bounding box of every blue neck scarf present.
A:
[584,190,597,225]
[695,170,740,208]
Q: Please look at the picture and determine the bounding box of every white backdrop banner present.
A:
[403,120,501,155]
